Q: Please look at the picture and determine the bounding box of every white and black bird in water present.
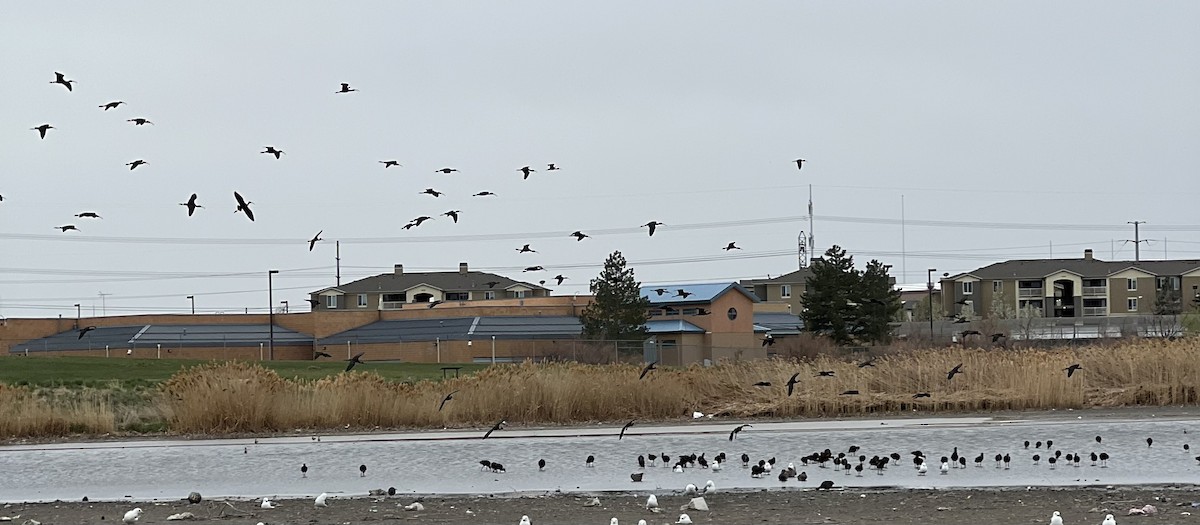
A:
[538,458,546,471]
[586,455,595,467]
[180,193,202,216]
[301,463,308,477]
[345,352,365,371]
[359,464,367,477]
[233,191,255,221]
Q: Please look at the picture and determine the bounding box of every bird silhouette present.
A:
[913,392,931,399]
[1063,363,1082,378]
[427,300,443,309]
[786,372,801,396]
[639,361,657,380]
[55,225,79,232]
[31,124,54,139]
[794,159,806,170]
[954,299,970,306]
[75,212,102,219]
[651,288,670,296]
[753,381,772,387]
[483,419,506,439]
[473,191,496,197]
[261,146,284,159]
[314,350,332,358]
[308,231,323,251]
[484,281,501,288]
[619,419,636,440]
[421,188,444,197]
[336,83,357,93]
[643,221,664,236]
[126,159,147,170]
[547,163,560,171]
[516,244,537,253]
[840,390,860,395]
[439,390,459,411]
[518,166,535,179]
[762,334,775,347]
[405,216,433,229]
[180,193,202,216]
[78,326,96,339]
[127,118,153,126]
[991,333,1007,343]
[345,352,365,372]
[440,210,461,223]
[51,72,75,91]
[947,363,964,381]
[570,231,589,241]
[553,275,567,285]
[435,167,458,174]
[675,289,692,298]
[233,192,255,221]
[815,370,835,377]
[960,330,981,337]
[523,266,544,272]
[305,299,320,308]
[729,424,752,441]
[379,160,401,168]
[723,242,741,251]
[99,101,124,110]
[857,357,877,368]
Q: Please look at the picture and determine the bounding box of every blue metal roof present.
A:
[640,282,759,305]
[10,324,312,353]
[317,316,582,344]
[645,319,706,334]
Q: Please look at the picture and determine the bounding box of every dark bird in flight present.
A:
[308,231,323,251]
[127,118,153,126]
[947,363,964,381]
[421,188,444,197]
[675,289,693,298]
[753,381,772,387]
[78,326,96,339]
[857,358,877,368]
[815,370,835,377]
[336,83,357,93]
[552,274,567,285]
[31,124,54,139]
[960,330,982,337]
[55,225,80,232]
[379,160,401,168]
[126,159,147,170]
[991,333,1007,342]
[619,419,636,440]
[639,361,657,380]
[952,316,969,324]
[840,390,860,395]
[570,231,589,241]
[435,167,458,174]
[407,216,433,228]
[954,299,970,306]
[180,193,202,216]
[547,163,560,171]
[75,212,102,219]
[427,300,443,309]
[51,72,76,91]
[913,392,931,399]
[651,288,670,296]
[314,348,332,358]
[443,210,461,223]
[439,390,459,411]
[483,419,506,439]
[523,266,544,272]
[519,166,535,179]
[261,146,284,159]
[473,191,496,197]
[1063,363,1082,378]
[233,192,255,221]
[516,244,537,253]
[723,242,741,251]
[762,334,775,347]
[794,158,806,171]
[786,372,801,396]
[99,101,124,110]
[345,352,365,372]
[484,281,500,288]
[729,424,752,441]
[305,299,320,308]
[642,221,663,236]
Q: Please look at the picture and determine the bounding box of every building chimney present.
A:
[394,264,403,275]
[459,262,469,275]
[1083,249,1093,261]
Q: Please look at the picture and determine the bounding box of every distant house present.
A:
[641,282,759,365]
[740,268,812,314]
[310,262,549,311]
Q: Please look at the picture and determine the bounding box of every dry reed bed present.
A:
[158,340,1200,434]
[0,384,116,437]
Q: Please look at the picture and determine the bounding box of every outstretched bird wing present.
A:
[619,419,635,440]
[639,361,657,380]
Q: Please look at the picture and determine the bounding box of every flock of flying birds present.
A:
[21,71,811,296]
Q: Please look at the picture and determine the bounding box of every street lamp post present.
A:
[74,303,80,321]
[187,295,195,314]
[927,268,937,341]
[268,270,279,360]
[281,300,289,314]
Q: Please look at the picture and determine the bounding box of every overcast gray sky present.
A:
[1,2,1197,318]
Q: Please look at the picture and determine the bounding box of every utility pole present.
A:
[97,292,110,316]
[1126,221,1148,261]
[335,240,341,286]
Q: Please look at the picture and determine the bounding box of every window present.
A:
[682,308,699,315]
[1127,278,1137,291]
[726,307,738,320]
[1156,276,1181,291]
[647,309,663,317]
[514,290,527,298]
[446,292,469,301]
[382,293,406,302]
[484,291,496,300]
[1127,297,1138,311]
[325,295,338,309]
[357,294,367,307]
[780,285,792,299]
[962,281,974,295]
[993,280,1003,293]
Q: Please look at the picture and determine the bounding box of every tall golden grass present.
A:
[158,339,1200,434]
[0,384,116,437]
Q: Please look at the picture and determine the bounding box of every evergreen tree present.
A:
[580,250,650,341]
[853,259,903,344]
[800,246,859,345]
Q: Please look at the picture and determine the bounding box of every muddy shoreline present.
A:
[4,485,1196,525]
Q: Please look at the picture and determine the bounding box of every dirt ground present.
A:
[3,485,1197,525]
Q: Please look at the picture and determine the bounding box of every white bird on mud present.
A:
[684,483,697,495]
[610,518,619,525]
[702,480,716,494]
[918,462,928,475]
[315,492,329,507]
[638,521,647,525]
[260,497,277,509]
[940,460,950,474]
[404,502,425,511]
[673,464,684,473]
[519,515,532,525]
[646,494,659,510]
[1102,514,1116,525]
[123,508,143,524]
[676,513,693,524]
[711,460,722,472]
[1049,510,1063,525]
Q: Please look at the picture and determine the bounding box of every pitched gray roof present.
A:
[317,316,581,344]
[10,324,312,353]
[954,258,1200,280]
[752,312,804,335]
[740,268,812,287]
[316,270,547,295]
